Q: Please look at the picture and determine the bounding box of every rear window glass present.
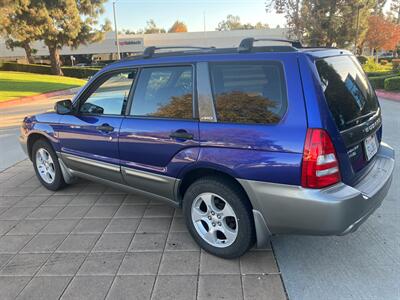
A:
[209,62,287,124]
[316,56,379,131]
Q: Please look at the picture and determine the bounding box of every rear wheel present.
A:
[32,139,66,191]
[183,177,255,258]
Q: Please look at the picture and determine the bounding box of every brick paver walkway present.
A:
[0,160,286,300]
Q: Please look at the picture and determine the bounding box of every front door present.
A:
[119,65,199,200]
[58,70,136,183]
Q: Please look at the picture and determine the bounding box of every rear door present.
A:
[197,54,307,186]
[316,55,381,176]
[118,65,199,201]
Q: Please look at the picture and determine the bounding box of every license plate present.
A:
[364,134,379,161]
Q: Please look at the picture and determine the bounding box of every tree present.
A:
[217,15,242,31]
[365,15,400,59]
[168,21,188,33]
[391,0,400,24]
[267,0,377,48]
[266,0,302,39]
[295,0,376,48]
[143,19,166,34]
[216,15,269,31]
[1,0,111,75]
[0,1,39,64]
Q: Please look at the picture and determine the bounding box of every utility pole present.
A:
[354,4,364,55]
[113,0,121,60]
[203,11,206,32]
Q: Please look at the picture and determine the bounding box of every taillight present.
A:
[301,128,341,188]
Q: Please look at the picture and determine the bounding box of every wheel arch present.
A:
[177,166,252,209]
[27,132,54,160]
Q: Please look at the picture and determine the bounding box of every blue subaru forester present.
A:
[20,38,395,258]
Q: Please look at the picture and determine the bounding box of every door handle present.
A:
[96,123,114,133]
[169,129,193,140]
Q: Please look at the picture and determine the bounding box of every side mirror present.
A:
[54,99,73,115]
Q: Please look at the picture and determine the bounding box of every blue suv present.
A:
[20,39,395,258]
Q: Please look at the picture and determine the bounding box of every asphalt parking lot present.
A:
[0,160,286,300]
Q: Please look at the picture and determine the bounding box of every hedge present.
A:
[366,71,393,77]
[393,59,400,72]
[0,62,101,78]
[368,75,397,89]
[384,76,400,91]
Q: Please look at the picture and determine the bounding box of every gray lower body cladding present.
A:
[240,143,395,236]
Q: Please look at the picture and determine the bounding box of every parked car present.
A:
[20,38,395,258]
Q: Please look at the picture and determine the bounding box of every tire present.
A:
[32,139,66,191]
[183,176,255,258]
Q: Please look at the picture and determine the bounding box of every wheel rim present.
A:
[35,148,56,184]
[191,192,238,248]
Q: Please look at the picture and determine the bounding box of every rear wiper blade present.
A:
[345,111,376,126]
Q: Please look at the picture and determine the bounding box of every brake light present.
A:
[301,128,341,188]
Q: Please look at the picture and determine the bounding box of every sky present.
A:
[101,0,394,33]
[101,0,285,33]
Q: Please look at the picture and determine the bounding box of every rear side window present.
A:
[130,66,193,119]
[316,55,379,131]
[209,62,287,124]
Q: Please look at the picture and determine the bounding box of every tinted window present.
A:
[130,66,193,119]
[80,71,135,115]
[316,56,379,131]
[209,62,287,124]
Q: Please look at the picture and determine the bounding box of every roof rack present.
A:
[143,46,216,58]
[238,37,302,53]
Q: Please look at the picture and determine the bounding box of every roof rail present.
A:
[238,37,302,53]
[143,46,216,58]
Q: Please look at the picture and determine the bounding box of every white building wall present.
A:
[0,28,288,59]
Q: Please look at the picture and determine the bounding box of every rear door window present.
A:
[316,55,379,131]
[209,62,287,124]
[130,66,194,119]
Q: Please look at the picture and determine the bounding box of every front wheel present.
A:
[183,177,255,258]
[32,139,66,191]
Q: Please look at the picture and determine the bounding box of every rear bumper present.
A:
[240,142,395,236]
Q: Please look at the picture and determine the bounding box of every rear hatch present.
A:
[316,55,381,180]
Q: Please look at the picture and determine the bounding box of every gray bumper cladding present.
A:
[240,142,395,236]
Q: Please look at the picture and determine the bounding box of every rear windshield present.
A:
[316,55,379,131]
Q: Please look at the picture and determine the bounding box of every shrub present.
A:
[380,60,388,65]
[357,55,368,65]
[384,76,400,91]
[363,57,389,73]
[369,74,398,89]
[378,57,393,63]
[0,62,101,78]
[392,59,400,72]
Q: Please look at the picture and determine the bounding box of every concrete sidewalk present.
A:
[0,160,287,300]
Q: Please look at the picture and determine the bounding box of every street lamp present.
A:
[113,0,121,60]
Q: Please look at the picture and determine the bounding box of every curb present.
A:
[0,87,81,108]
[376,90,400,102]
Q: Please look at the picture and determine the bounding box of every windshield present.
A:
[316,55,379,131]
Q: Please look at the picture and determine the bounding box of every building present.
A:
[0,28,288,64]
